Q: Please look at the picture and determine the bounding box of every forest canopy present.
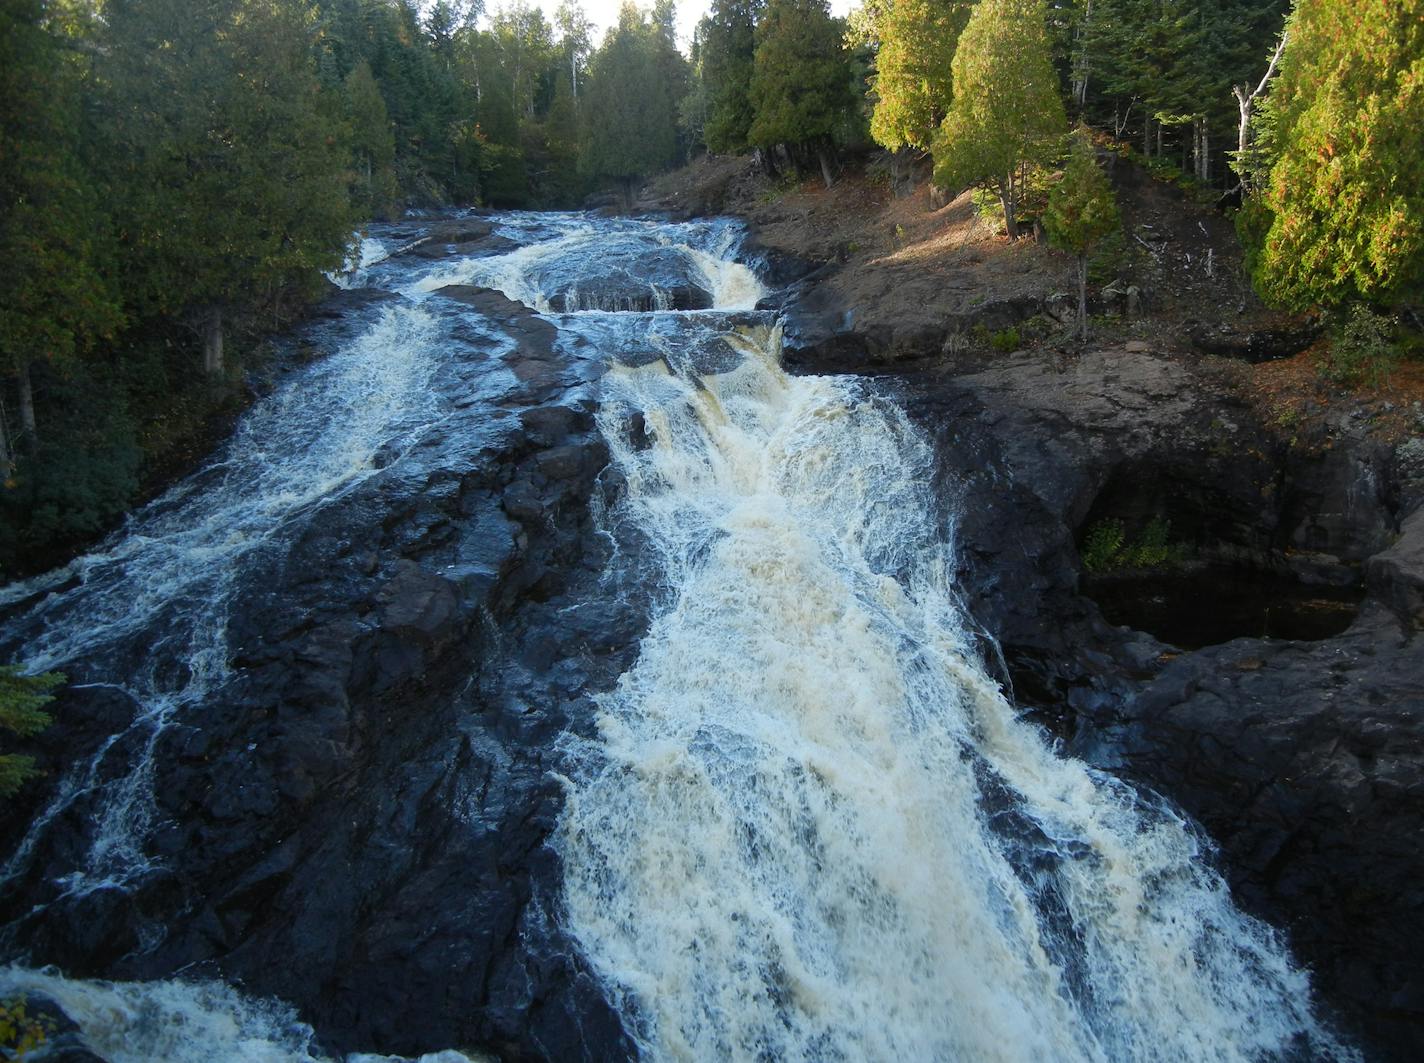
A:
[2,0,1420,577]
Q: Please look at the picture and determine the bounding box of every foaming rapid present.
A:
[555,323,1356,1061]
[0,967,483,1063]
[408,213,765,313]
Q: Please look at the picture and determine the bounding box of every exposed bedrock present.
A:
[530,245,715,313]
[0,288,646,1060]
[792,340,1423,1061]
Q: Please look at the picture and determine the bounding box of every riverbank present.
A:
[640,152,1424,1061]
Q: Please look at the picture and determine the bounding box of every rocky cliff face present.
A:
[784,326,1424,1060]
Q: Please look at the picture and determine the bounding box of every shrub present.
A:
[1316,305,1398,389]
[1081,518,1126,572]
[0,666,63,798]
[1081,515,1186,572]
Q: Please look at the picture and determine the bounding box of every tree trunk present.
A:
[1077,255,1089,343]
[203,307,224,376]
[0,399,12,483]
[999,184,1019,240]
[1071,0,1092,108]
[17,362,36,445]
[817,145,835,189]
[1143,113,1151,157]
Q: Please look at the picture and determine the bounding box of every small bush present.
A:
[1316,305,1398,389]
[1081,518,1126,572]
[990,327,1020,352]
[1081,515,1186,572]
[1,997,55,1058]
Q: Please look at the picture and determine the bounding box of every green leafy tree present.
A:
[1044,128,1121,341]
[1246,0,1424,310]
[101,0,354,375]
[869,0,970,153]
[748,0,853,186]
[344,60,400,215]
[0,665,63,798]
[554,0,593,99]
[931,0,1065,237]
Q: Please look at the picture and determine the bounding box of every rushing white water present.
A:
[0,967,483,1063]
[408,214,764,313]
[555,319,1357,1061]
[327,235,391,290]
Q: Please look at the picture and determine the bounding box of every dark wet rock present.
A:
[432,285,559,363]
[525,245,715,313]
[1368,508,1424,624]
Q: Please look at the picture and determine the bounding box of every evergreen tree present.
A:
[581,4,685,205]
[869,0,971,153]
[100,0,354,375]
[0,0,122,465]
[931,0,1065,237]
[701,0,760,153]
[344,59,400,216]
[748,0,853,186]
[0,665,62,798]
[1044,128,1120,341]
[1246,0,1424,309]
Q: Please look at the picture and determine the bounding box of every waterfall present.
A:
[0,211,1356,1061]
[0,966,483,1063]
[554,321,1356,1061]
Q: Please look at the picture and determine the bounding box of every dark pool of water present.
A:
[1084,565,1363,650]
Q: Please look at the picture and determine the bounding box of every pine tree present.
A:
[344,60,400,216]
[701,0,760,153]
[581,4,685,205]
[931,0,1066,237]
[0,665,63,798]
[0,0,122,464]
[869,0,970,153]
[747,0,853,187]
[101,0,354,375]
[1044,128,1121,341]
[1246,0,1424,309]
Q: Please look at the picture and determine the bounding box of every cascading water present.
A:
[0,211,1354,1060]
[553,330,1356,1057]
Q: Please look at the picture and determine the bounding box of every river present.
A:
[0,213,1354,1061]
